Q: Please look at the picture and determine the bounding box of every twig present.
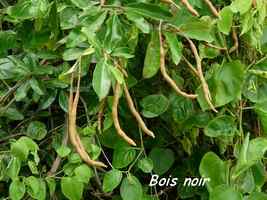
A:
[68,60,107,168]
[47,118,68,176]
[0,133,23,144]
[181,0,200,16]
[112,82,137,146]
[229,28,239,53]
[97,98,106,132]
[203,0,219,17]
[204,43,227,51]
[182,56,199,76]
[123,85,155,138]
[159,22,198,99]
[187,38,218,112]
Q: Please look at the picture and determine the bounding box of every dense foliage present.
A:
[1,0,267,199]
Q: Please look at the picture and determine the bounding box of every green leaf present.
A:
[29,78,44,95]
[143,31,160,79]
[126,12,150,34]
[217,7,234,35]
[4,107,24,121]
[45,177,56,197]
[69,0,93,9]
[7,0,49,20]
[74,164,93,184]
[59,7,80,30]
[19,136,39,152]
[6,157,21,180]
[9,179,25,200]
[63,48,84,61]
[103,169,123,193]
[251,162,266,189]
[137,158,153,173]
[199,44,220,59]
[120,174,143,200]
[112,147,136,169]
[210,185,243,200]
[92,59,112,100]
[25,176,46,200]
[197,61,245,110]
[15,82,30,101]
[204,115,237,137]
[199,152,228,192]
[11,140,29,161]
[0,31,17,53]
[111,47,134,59]
[26,121,47,141]
[240,11,254,35]
[56,145,71,158]
[248,192,267,200]
[255,101,267,134]
[81,11,107,34]
[164,32,183,65]
[39,89,57,110]
[108,65,124,84]
[149,148,174,175]
[180,19,214,42]
[231,0,252,15]
[233,137,267,178]
[140,94,169,118]
[61,176,84,200]
[125,3,172,21]
[28,161,38,175]
[59,91,68,112]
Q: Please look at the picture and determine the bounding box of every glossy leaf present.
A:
[61,176,84,200]
[217,7,233,35]
[120,174,143,200]
[137,158,153,173]
[125,3,172,21]
[112,147,136,169]
[199,152,228,192]
[25,176,46,200]
[103,169,123,193]
[210,185,243,200]
[143,31,160,79]
[26,121,47,141]
[164,32,183,65]
[140,94,169,118]
[9,179,25,200]
[204,115,237,137]
[92,59,112,100]
[149,148,174,175]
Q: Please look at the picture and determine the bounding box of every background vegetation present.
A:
[0,0,267,199]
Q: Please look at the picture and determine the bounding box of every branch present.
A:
[159,23,198,99]
[229,28,239,53]
[181,0,200,17]
[112,82,137,146]
[47,120,68,176]
[182,56,199,76]
[204,43,227,51]
[97,98,106,132]
[203,0,219,17]
[123,85,155,138]
[187,38,218,112]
